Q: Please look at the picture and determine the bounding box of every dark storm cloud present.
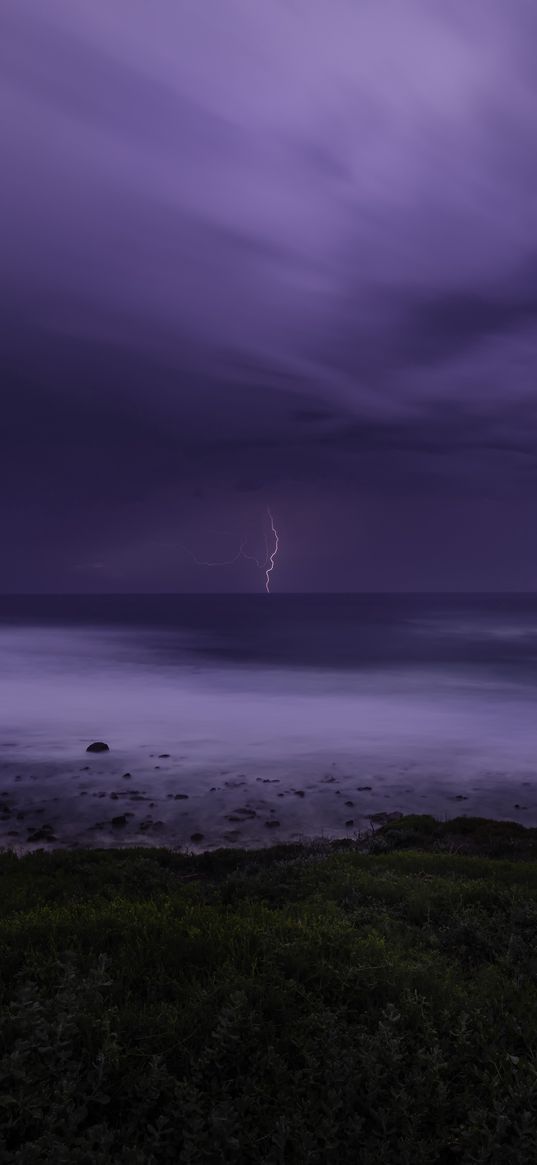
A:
[397,259,537,367]
[3,0,537,588]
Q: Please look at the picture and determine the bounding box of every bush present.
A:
[2,835,537,1161]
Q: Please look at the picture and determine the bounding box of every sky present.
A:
[2,0,537,592]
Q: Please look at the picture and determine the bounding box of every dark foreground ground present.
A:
[3,815,537,1163]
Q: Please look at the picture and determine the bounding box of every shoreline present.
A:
[4,741,537,855]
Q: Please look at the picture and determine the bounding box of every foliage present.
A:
[2,823,537,1161]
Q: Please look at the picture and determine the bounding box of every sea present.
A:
[1,593,537,850]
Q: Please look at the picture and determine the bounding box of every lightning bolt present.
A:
[265,508,279,593]
[177,508,279,591]
[181,537,248,567]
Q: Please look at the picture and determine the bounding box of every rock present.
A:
[356,786,372,791]
[265,820,281,828]
[110,793,118,799]
[111,814,128,827]
[158,754,170,758]
[122,772,131,779]
[174,793,189,800]
[190,832,204,842]
[293,790,305,798]
[345,819,354,827]
[27,825,56,843]
[86,741,110,753]
[345,801,354,807]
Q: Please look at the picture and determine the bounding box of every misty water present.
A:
[2,594,537,851]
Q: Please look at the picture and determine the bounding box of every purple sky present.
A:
[2,0,537,591]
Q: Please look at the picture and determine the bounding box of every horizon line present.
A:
[2,590,537,598]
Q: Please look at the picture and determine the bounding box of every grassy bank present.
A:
[2,816,537,1162]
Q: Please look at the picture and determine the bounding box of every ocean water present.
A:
[1,593,537,850]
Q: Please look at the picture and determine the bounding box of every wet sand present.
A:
[2,742,537,853]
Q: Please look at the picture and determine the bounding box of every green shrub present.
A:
[2,833,537,1161]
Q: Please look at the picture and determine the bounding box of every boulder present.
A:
[86,741,109,753]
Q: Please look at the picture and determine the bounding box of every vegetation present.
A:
[2,816,537,1162]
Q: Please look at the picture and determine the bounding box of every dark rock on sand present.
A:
[356,786,372,791]
[190,832,204,842]
[111,814,128,827]
[122,773,131,779]
[293,790,305,798]
[174,793,189,800]
[87,742,110,753]
[345,819,354,827]
[227,809,256,822]
[27,825,56,843]
[158,754,170,758]
[345,801,354,807]
[265,820,281,828]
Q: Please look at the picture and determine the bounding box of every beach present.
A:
[2,594,537,852]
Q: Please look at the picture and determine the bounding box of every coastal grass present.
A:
[2,817,537,1161]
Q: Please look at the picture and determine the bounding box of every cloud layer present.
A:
[2,0,537,588]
